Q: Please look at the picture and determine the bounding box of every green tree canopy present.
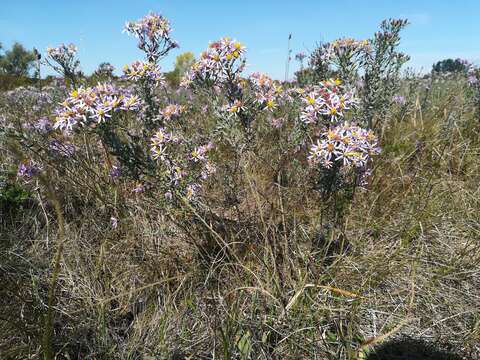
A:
[165,52,195,86]
[0,42,36,76]
[432,58,468,73]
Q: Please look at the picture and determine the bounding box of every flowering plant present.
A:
[308,19,410,128]
[182,37,246,87]
[308,122,380,170]
[124,12,178,62]
[45,43,81,86]
[300,80,356,125]
[3,12,385,273]
[54,83,141,132]
[122,60,164,84]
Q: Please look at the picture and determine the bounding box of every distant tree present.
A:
[165,52,195,86]
[93,62,115,78]
[294,68,315,87]
[432,58,468,73]
[0,42,36,76]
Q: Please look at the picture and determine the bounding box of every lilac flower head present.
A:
[132,182,145,193]
[33,118,53,134]
[159,104,185,121]
[150,127,178,161]
[200,161,216,180]
[185,183,200,200]
[392,95,406,106]
[17,160,42,182]
[49,139,76,158]
[467,75,479,86]
[190,145,209,163]
[110,216,118,229]
[270,117,284,128]
[110,165,121,179]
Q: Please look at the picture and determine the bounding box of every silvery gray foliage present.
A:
[360,19,410,129]
[308,18,410,129]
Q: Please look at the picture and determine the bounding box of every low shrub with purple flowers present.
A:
[1,12,479,360]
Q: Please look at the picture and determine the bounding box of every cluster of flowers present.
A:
[122,60,164,84]
[46,43,77,62]
[466,62,480,87]
[110,164,121,179]
[392,95,406,106]
[468,73,479,86]
[182,37,246,85]
[300,80,356,124]
[150,128,216,200]
[33,118,53,133]
[248,72,287,112]
[17,160,42,182]
[48,139,76,158]
[308,122,380,169]
[150,127,179,161]
[331,38,370,52]
[159,104,185,121]
[45,43,80,79]
[298,78,381,181]
[54,83,141,131]
[223,99,246,115]
[125,12,172,42]
[2,86,56,115]
[124,12,178,61]
[316,37,370,65]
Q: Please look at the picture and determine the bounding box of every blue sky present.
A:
[1,0,479,79]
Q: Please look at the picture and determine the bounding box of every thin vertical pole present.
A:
[284,33,292,82]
